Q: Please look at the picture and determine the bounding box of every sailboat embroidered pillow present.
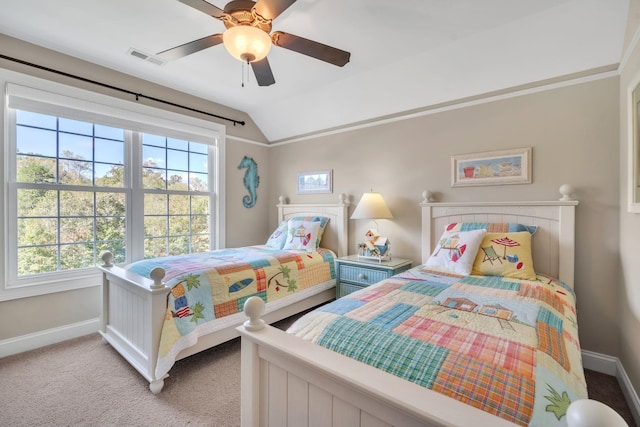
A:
[425,228,486,275]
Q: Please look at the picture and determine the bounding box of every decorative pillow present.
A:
[425,229,486,275]
[445,222,537,235]
[471,231,536,280]
[265,221,288,249]
[288,216,329,249]
[283,220,321,252]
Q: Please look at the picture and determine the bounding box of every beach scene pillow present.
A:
[471,231,536,280]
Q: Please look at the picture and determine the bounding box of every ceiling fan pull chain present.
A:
[241,61,245,88]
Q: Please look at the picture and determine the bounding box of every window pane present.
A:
[191,235,209,253]
[167,138,189,150]
[189,172,208,191]
[169,195,189,214]
[17,189,57,217]
[191,215,209,234]
[144,237,167,258]
[143,167,166,189]
[59,133,93,160]
[17,155,56,183]
[143,145,166,168]
[144,194,167,215]
[95,164,124,188]
[191,196,209,215]
[96,192,125,216]
[59,118,93,135]
[169,236,189,256]
[18,246,58,276]
[18,218,57,246]
[189,141,208,154]
[95,139,124,165]
[167,149,188,171]
[95,124,124,141]
[16,111,57,129]
[144,216,167,237]
[59,243,94,270]
[167,171,187,190]
[169,215,189,235]
[189,152,208,173]
[143,133,166,148]
[60,217,93,244]
[60,191,94,217]
[59,159,93,185]
[96,217,125,241]
[17,127,57,156]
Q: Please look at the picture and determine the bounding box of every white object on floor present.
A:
[567,399,628,427]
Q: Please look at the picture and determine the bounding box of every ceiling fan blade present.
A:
[272,31,350,67]
[253,0,296,20]
[157,34,224,60]
[178,0,226,19]
[250,58,276,86]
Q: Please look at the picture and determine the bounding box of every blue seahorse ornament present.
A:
[238,155,259,208]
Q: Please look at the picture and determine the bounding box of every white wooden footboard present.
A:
[99,255,169,394]
[238,297,516,427]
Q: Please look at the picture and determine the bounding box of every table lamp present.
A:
[350,192,393,261]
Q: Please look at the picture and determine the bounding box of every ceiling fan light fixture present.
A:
[223,25,272,63]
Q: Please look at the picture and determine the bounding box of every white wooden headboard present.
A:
[277,194,350,258]
[421,198,579,288]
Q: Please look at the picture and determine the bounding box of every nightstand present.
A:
[336,255,412,298]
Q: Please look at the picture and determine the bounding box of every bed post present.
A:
[241,297,266,427]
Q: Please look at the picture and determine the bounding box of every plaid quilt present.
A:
[127,246,336,378]
[288,266,587,426]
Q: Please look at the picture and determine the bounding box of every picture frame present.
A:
[297,169,333,194]
[451,147,532,187]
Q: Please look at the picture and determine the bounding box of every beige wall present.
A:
[268,77,621,356]
[619,0,640,398]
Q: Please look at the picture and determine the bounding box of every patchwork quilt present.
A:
[127,246,336,378]
[288,266,587,426]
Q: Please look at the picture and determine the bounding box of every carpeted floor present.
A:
[1,316,636,427]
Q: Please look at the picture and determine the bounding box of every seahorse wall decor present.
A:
[238,155,259,208]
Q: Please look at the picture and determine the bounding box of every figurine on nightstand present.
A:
[358,229,391,261]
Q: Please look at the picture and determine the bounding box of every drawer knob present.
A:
[358,273,366,279]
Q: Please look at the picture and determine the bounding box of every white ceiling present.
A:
[0,0,630,142]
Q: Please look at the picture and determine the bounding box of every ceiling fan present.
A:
[158,0,351,86]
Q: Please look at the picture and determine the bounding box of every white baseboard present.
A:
[0,318,100,358]
[582,350,640,425]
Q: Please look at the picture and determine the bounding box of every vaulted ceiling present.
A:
[0,0,629,143]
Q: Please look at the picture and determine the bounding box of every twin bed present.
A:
[98,195,349,394]
[99,190,587,426]
[238,194,584,427]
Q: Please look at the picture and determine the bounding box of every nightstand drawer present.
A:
[339,264,388,286]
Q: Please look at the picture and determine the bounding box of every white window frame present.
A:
[0,69,226,301]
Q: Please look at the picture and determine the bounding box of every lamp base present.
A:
[357,254,391,263]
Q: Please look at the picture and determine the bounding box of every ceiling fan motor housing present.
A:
[223,0,272,33]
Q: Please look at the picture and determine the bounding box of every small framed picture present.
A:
[451,147,532,187]
[297,170,333,194]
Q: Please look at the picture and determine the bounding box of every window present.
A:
[2,77,225,300]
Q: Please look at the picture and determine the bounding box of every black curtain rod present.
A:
[0,54,246,127]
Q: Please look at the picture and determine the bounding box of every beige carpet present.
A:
[1,314,635,427]
[0,314,299,427]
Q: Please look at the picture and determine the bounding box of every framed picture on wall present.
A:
[297,170,333,194]
[451,147,532,187]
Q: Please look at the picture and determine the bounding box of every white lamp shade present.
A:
[223,25,272,63]
[350,192,393,219]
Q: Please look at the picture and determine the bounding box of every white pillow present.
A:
[283,220,321,252]
[265,221,288,249]
[425,229,486,275]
